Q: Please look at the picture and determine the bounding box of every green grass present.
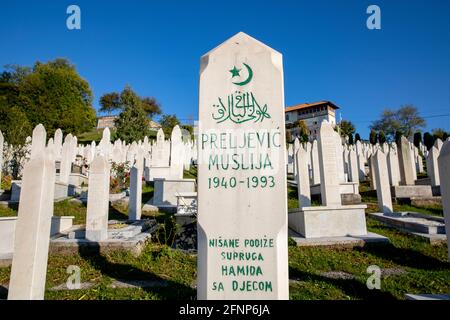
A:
[360,181,444,217]
[142,184,154,205]
[288,218,450,299]
[53,199,87,224]
[1,177,448,300]
[183,167,197,180]
[288,186,299,209]
[0,204,17,217]
[0,244,196,300]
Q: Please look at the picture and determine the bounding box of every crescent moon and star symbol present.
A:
[210,62,271,124]
[229,63,253,86]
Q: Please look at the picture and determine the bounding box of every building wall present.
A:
[97,116,117,129]
[286,106,336,141]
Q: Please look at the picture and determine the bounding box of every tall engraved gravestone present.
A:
[197,32,289,299]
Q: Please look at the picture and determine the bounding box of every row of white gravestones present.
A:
[437,140,450,260]
[8,131,56,299]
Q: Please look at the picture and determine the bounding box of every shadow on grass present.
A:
[142,183,154,204]
[289,267,397,300]
[78,246,195,300]
[108,204,129,221]
[360,243,450,271]
[0,285,7,299]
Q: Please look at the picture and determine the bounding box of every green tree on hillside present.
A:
[99,93,120,115]
[294,120,309,143]
[423,132,434,150]
[413,132,422,148]
[112,86,152,143]
[378,130,386,144]
[100,87,161,118]
[370,105,425,141]
[160,114,181,136]
[0,58,96,140]
[338,120,356,138]
[369,129,378,145]
[432,128,448,141]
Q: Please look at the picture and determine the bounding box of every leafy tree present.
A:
[114,103,151,143]
[432,128,448,141]
[395,130,408,144]
[99,86,161,118]
[141,97,162,118]
[355,133,361,143]
[294,120,309,143]
[0,105,32,146]
[413,132,422,148]
[286,130,293,144]
[99,92,120,115]
[370,105,426,141]
[338,120,356,138]
[369,129,378,145]
[378,130,386,144]
[423,132,434,150]
[160,114,180,136]
[0,58,96,139]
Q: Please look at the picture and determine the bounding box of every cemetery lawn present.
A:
[1,183,449,300]
[0,184,156,224]
[1,215,448,300]
[77,128,116,144]
[0,204,17,217]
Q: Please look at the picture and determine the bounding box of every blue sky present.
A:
[1,0,449,138]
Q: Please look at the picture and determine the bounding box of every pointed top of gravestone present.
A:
[319,120,334,137]
[54,128,62,141]
[64,133,73,144]
[399,135,408,146]
[171,125,182,143]
[202,32,281,59]
[102,127,111,141]
[30,124,47,159]
[157,128,164,143]
[32,124,46,141]
[434,138,443,151]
